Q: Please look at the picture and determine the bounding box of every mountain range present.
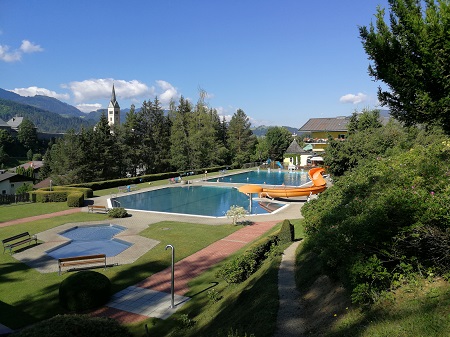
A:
[0,87,349,136]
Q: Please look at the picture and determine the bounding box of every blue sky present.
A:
[0,0,390,128]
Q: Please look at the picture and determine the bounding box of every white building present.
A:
[107,84,120,127]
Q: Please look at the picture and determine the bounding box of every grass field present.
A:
[0,202,70,222]
[0,210,240,330]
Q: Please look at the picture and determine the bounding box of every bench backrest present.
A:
[58,254,106,263]
[2,232,30,244]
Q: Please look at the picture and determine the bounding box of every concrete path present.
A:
[273,240,304,337]
[92,221,279,323]
[0,323,13,336]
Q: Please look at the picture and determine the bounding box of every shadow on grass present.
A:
[0,300,37,329]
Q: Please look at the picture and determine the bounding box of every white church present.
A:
[107,84,120,127]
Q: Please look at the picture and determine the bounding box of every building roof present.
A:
[17,161,44,170]
[0,172,34,183]
[7,116,24,130]
[0,117,10,127]
[285,139,303,154]
[299,117,350,132]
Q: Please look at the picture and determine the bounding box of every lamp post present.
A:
[49,180,52,191]
[165,244,175,308]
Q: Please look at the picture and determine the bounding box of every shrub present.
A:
[13,314,132,337]
[32,190,68,202]
[108,207,128,218]
[207,288,222,303]
[278,219,295,244]
[226,205,248,225]
[216,235,280,284]
[66,192,84,207]
[54,186,93,198]
[59,271,111,312]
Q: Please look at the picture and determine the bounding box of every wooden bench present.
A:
[88,205,109,213]
[2,232,37,254]
[58,254,107,275]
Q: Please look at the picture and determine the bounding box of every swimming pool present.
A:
[46,224,132,259]
[210,169,310,186]
[113,185,284,217]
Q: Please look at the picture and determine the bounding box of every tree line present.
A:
[39,94,293,185]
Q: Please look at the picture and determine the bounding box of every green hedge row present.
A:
[216,219,294,284]
[30,186,92,207]
[66,165,231,191]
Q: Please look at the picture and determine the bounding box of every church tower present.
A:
[107,84,120,127]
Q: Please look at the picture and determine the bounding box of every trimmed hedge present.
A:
[66,165,231,191]
[278,219,295,244]
[53,186,93,198]
[216,219,295,284]
[13,315,132,337]
[30,186,91,207]
[59,271,111,312]
[67,192,84,207]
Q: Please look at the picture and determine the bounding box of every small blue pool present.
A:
[209,170,310,186]
[114,186,284,217]
[46,224,132,259]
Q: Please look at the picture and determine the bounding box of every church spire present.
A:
[109,83,119,109]
[108,83,120,126]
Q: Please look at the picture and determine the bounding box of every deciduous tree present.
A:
[360,0,450,133]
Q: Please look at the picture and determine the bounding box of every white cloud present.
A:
[20,40,43,53]
[0,40,43,62]
[0,44,21,62]
[10,86,70,100]
[339,92,368,104]
[155,80,180,105]
[76,103,102,113]
[65,78,151,103]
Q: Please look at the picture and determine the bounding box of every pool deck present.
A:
[1,176,314,330]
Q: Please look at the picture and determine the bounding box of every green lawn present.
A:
[0,212,239,329]
[0,202,70,222]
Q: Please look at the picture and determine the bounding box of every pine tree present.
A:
[227,109,257,166]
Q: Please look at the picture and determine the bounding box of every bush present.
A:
[278,219,294,244]
[226,205,248,225]
[32,190,68,202]
[216,234,280,284]
[53,186,93,198]
[108,207,128,218]
[13,314,132,337]
[59,271,111,312]
[66,192,84,207]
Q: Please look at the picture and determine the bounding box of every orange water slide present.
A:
[259,168,327,198]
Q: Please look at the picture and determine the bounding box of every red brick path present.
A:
[0,208,82,228]
[94,220,279,323]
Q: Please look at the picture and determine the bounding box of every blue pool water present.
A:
[46,224,132,259]
[114,186,284,217]
[210,170,310,186]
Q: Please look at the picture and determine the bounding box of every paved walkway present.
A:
[0,178,309,332]
[0,208,81,228]
[92,220,279,323]
[274,240,303,337]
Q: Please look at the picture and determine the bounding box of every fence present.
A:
[0,193,30,205]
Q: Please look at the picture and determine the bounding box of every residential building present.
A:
[298,117,350,152]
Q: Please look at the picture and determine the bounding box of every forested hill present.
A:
[0,88,84,117]
[0,99,95,133]
[251,125,299,137]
